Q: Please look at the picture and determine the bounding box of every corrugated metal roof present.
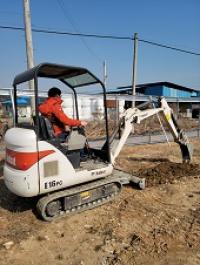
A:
[116,82,199,93]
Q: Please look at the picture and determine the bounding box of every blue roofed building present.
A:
[116,82,199,98]
[108,81,200,118]
[137,82,198,98]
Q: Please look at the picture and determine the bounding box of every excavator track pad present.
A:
[36,172,130,221]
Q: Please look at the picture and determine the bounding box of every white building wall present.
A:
[61,94,74,118]
[62,95,105,120]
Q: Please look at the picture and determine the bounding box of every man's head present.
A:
[48,87,61,97]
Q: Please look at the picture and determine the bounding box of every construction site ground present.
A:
[0,138,200,265]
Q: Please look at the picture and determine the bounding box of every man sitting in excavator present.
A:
[39,87,87,141]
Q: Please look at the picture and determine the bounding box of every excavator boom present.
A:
[110,97,193,164]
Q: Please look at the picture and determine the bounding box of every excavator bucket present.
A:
[179,142,193,163]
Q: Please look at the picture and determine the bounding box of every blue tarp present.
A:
[1,96,30,105]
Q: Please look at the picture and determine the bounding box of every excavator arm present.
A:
[110,97,193,164]
[158,97,193,163]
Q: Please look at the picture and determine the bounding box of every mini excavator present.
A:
[4,63,193,221]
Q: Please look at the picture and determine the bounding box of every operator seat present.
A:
[37,115,54,140]
[37,115,87,168]
[37,115,86,151]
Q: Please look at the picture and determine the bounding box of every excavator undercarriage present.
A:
[37,170,134,221]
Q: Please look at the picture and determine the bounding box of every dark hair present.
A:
[48,87,61,97]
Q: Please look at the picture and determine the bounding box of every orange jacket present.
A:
[39,97,81,136]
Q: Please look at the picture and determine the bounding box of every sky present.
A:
[0,0,200,91]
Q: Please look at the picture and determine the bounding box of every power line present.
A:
[0,25,132,40]
[139,39,200,56]
[56,0,102,62]
[0,25,200,56]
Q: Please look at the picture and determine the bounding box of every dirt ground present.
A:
[0,138,200,265]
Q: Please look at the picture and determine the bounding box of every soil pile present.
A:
[137,162,200,186]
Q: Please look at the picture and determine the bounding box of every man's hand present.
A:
[64,125,71,132]
[80,121,87,127]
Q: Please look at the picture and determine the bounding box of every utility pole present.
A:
[131,33,138,107]
[103,60,107,87]
[23,0,35,112]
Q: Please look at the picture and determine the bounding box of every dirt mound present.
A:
[137,162,200,186]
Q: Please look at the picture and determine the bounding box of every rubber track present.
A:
[36,175,125,221]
